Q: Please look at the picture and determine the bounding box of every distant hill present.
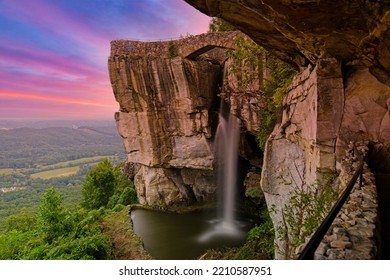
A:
[0,125,125,169]
[0,119,116,129]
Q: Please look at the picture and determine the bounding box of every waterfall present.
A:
[198,101,243,242]
[215,104,241,226]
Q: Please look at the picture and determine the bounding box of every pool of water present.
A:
[131,208,257,259]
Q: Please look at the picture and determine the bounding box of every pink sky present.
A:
[0,0,210,120]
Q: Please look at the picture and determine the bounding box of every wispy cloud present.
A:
[0,0,210,119]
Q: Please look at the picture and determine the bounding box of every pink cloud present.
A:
[0,90,117,119]
[0,0,212,119]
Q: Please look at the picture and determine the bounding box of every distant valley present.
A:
[0,120,126,231]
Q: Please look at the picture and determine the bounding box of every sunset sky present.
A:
[0,0,210,120]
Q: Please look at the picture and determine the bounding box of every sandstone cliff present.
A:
[184,0,390,259]
[108,32,264,206]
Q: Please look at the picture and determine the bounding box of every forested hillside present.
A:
[0,126,123,168]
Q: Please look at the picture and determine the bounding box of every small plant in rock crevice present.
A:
[274,173,339,259]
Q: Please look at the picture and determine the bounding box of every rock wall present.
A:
[260,61,389,259]
[109,32,264,206]
[338,67,390,159]
[260,59,344,257]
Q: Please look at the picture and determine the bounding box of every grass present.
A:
[102,206,151,260]
[3,155,112,179]
[39,156,109,170]
[0,169,16,175]
[30,166,80,179]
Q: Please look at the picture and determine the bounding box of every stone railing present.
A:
[313,142,379,259]
[110,31,243,59]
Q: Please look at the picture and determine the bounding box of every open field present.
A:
[0,169,15,175]
[26,155,112,175]
[37,155,109,170]
[30,166,81,179]
[1,155,117,178]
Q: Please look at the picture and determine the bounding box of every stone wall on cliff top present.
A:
[108,32,264,206]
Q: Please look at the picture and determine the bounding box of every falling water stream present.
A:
[218,110,240,224]
[198,103,244,241]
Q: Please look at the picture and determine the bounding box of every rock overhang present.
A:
[184,0,390,83]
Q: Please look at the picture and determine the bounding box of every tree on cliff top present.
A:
[209,18,236,32]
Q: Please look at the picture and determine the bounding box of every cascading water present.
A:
[198,101,244,242]
[215,105,240,226]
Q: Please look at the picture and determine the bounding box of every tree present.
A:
[38,187,66,242]
[107,163,138,208]
[225,35,296,150]
[6,208,37,232]
[208,17,236,32]
[1,186,113,260]
[81,159,116,210]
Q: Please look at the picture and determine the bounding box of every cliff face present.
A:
[109,32,264,206]
[184,0,390,259]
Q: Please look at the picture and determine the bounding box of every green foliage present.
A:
[224,35,296,151]
[256,55,296,151]
[257,54,296,150]
[0,125,136,260]
[276,175,338,259]
[0,230,33,259]
[81,159,116,209]
[0,185,82,233]
[245,187,262,200]
[118,186,137,206]
[0,125,126,231]
[168,41,179,58]
[263,57,296,106]
[235,206,275,259]
[208,18,236,32]
[6,208,37,232]
[226,36,265,92]
[82,159,138,210]
[0,188,112,260]
[257,112,277,151]
[38,187,67,242]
